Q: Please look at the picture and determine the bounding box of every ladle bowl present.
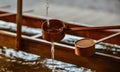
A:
[75,39,95,57]
[41,19,65,42]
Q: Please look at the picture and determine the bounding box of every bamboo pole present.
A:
[16,0,22,50]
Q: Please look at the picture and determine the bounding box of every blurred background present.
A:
[0,0,120,26]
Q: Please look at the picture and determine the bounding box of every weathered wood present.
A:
[0,10,120,45]
[16,0,23,50]
[0,10,34,17]
[0,10,119,72]
[0,30,119,72]
[0,13,14,17]
[0,0,120,71]
[0,30,16,48]
[69,26,120,31]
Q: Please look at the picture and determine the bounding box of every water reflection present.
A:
[43,59,96,72]
[0,46,96,72]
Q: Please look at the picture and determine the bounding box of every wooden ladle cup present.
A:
[41,19,120,42]
[75,32,120,57]
[41,19,65,42]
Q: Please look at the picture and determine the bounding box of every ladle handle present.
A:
[95,32,120,43]
[68,26,120,31]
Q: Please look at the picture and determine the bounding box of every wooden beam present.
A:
[0,11,119,45]
[0,30,120,72]
[16,0,23,50]
[0,9,34,17]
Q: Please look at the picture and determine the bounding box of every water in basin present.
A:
[0,46,96,72]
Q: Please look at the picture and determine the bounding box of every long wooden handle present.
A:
[95,32,120,43]
[68,26,120,31]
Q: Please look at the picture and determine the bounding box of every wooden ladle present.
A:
[65,25,120,31]
[41,19,120,42]
[75,32,120,57]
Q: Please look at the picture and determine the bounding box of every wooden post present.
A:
[16,0,22,50]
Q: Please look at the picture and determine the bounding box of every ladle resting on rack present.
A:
[75,32,120,57]
[65,25,120,31]
[41,19,120,42]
